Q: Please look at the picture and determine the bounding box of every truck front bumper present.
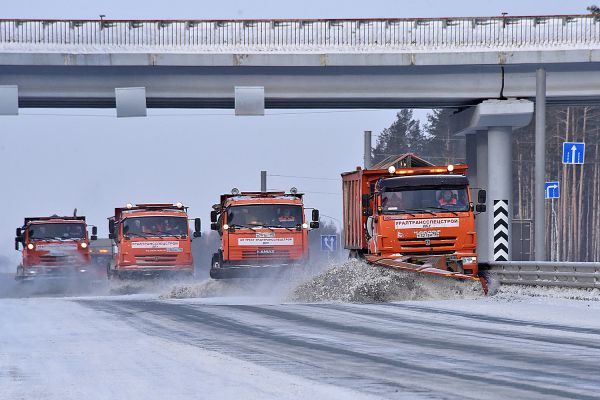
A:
[113,265,194,278]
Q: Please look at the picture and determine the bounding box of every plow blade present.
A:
[365,255,487,294]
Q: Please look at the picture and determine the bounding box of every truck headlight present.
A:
[462,256,477,265]
[27,243,34,250]
[388,166,396,174]
[302,223,308,229]
[223,224,229,230]
[81,242,88,249]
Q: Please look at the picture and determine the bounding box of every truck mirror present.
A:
[477,189,487,204]
[310,221,320,229]
[476,204,487,213]
[92,226,98,235]
[361,194,370,208]
[193,231,201,238]
[108,220,115,236]
[210,211,218,223]
[108,233,114,239]
[16,228,22,237]
[210,222,219,231]
[194,218,201,233]
[15,239,20,251]
[312,209,319,222]
[91,235,98,241]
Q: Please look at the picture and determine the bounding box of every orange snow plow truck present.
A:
[14,214,98,281]
[107,203,201,279]
[209,188,319,279]
[342,163,488,291]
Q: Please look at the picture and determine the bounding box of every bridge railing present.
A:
[1,15,600,51]
[484,261,600,289]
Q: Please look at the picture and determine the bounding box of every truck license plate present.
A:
[416,230,440,239]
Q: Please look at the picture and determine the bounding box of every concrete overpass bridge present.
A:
[1,15,597,263]
[1,15,600,108]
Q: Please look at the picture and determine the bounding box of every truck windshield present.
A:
[122,216,189,237]
[227,204,303,228]
[28,223,86,241]
[381,187,470,214]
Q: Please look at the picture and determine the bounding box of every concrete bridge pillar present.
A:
[451,99,533,263]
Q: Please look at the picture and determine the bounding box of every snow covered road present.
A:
[1,294,599,399]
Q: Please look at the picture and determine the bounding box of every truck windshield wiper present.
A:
[404,208,436,216]
[425,206,459,216]
[393,209,417,217]
[230,224,256,231]
[268,225,295,232]
[126,232,150,239]
[153,231,184,238]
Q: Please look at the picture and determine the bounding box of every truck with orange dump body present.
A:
[209,188,319,279]
[108,203,201,279]
[342,163,488,289]
[14,215,98,281]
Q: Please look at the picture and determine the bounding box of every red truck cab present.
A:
[108,203,200,279]
[209,188,319,279]
[15,215,97,281]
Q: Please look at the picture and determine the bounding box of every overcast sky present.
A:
[0,0,595,267]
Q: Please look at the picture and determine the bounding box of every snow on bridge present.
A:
[1,15,600,53]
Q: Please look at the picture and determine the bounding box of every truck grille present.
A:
[241,249,291,260]
[398,237,457,254]
[134,254,178,265]
[39,255,79,265]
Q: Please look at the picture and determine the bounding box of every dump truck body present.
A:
[108,203,200,279]
[14,216,96,281]
[342,164,485,283]
[209,190,318,279]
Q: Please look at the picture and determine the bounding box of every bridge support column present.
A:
[475,131,489,262]
[450,99,533,263]
[487,126,512,261]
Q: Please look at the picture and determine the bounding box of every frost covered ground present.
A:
[1,262,599,399]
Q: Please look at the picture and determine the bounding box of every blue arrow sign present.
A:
[545,181,560,199]
[562,142,585,164]
[320,235,338,252]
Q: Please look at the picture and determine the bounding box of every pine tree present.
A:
[372,109,424,163]
[422,109,465,164]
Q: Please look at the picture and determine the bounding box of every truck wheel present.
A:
[348,250,362,259]
[15,266,24,281]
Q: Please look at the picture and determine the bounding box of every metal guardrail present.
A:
[1,15,600,51]
[485,261,600,289]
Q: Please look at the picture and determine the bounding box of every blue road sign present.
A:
[562,142,585,164]
[320,235,338,252]
[545,181,560,199]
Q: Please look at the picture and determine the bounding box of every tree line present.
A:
[374,107,600,262]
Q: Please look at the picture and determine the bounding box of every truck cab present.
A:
[14,215,97,281]
[108,203,201,279]
[209,188,319,279]
[343,164,486,278]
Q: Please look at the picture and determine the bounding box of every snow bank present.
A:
[492,284,600,302]
[290,260,484,303]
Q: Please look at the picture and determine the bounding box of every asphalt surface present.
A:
[73,298,600,399]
